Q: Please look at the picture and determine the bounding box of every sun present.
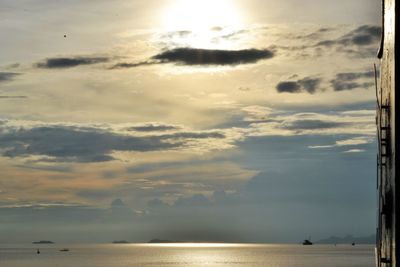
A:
[160,0,246,49]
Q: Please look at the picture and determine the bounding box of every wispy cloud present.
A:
[330,70,375,91]
[35,57,109,69]
[0,72,20,82]
[0,95,27,99]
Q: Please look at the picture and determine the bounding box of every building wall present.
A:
[378,0,397,266]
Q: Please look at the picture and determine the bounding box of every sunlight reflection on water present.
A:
[0,244,375,267]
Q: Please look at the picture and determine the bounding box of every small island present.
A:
[148,239,180,243]
[112,240,130,244]
[32,240,54,244]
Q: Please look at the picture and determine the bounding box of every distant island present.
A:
[317,234,375,244]
[112,240,130,244]
[148,239,181,243]
[32,240,54,244]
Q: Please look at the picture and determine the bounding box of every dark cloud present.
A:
[331,81,374,91]
[281,119,346,130]
[160,131,225,139]
[276,77,321,94]
[109,61,155,69]
[335,70,374,81]
[276,81,301,93]
[331,70,375,91]
[298,78,321,94]
[0,72,20,82]
[36,57,109,69]
[0,95,27,99]
[0,126,180,162]
[0,125,225,162]
[111,48,274,69]
[152,48,274,66]
[127,124,180,132]
[317,25,381,47]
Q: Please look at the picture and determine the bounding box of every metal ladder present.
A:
[375,63,393,267]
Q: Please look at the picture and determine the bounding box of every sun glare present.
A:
[146,243,243,248]
[161,0,246,49]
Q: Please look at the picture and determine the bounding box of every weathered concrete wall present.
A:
[377,0,397,266]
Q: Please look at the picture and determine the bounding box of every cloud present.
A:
[126,123,180,132]
[338,25,381,46]
[343,149,366,153]
[317,25,381,47]
[152,48,274,66]
[309,136,374,151]
[0,126,180,162]
[280,119,346,130]
[111,48,274,69]
[0,96,27,99]
[277,69,374,93]
[242,108,376,137]
[0,122,228,163]
[36,57,109,69]
[276,77,322,94]
[276,81,301,93]
[109,61,155,69]
[0,72,20,82]
[335,71,375,81]
[331,70,375,91]
[313,25,381,57]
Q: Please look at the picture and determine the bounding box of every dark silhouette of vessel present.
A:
[302,239,313,245]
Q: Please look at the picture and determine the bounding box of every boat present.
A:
[60,248,69,252]
[302,239,313,245]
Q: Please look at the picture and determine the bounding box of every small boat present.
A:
[351,242,355,246]
[302,239,313,245]
[60,248,69,252]
[37,249,40,254]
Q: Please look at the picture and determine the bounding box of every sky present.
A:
[0,0,381,243]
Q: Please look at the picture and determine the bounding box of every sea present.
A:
[0,243,375,267]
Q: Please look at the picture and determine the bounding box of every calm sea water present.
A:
[0,243,375,267]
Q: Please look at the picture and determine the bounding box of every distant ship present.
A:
[59,248,69,252]
[302,239,313,245]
